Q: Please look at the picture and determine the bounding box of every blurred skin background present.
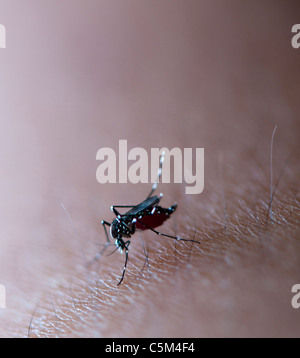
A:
[0,0,299,337]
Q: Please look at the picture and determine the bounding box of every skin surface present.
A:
[0,0,299,337]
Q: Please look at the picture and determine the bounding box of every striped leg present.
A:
[117,241,130,286]
[147,151,165,199]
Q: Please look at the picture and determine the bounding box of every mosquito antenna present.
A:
[86,219,114,267]
[106,245,120,257]
[86,242,116,267]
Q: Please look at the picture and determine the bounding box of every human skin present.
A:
[0,0,299,337]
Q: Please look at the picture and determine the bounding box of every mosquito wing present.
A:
[122,196,160,220]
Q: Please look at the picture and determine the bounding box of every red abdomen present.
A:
[135,204,177,231]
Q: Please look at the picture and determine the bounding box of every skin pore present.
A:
[0,0,300,337]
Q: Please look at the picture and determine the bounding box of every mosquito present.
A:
[99,152,200,285]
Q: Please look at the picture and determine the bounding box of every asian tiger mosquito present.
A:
[99,152,201,286]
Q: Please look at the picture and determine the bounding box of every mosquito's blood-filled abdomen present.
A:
[135,204,177,231]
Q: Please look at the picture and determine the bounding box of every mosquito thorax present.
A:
[110,218,132,239]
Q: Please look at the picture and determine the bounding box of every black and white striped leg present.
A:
[147,151,165,199]
[87,220,112,267]
[117,241,130,286]
[102,220,111,243]
[137,221,201,246]
[111,205,136,217]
